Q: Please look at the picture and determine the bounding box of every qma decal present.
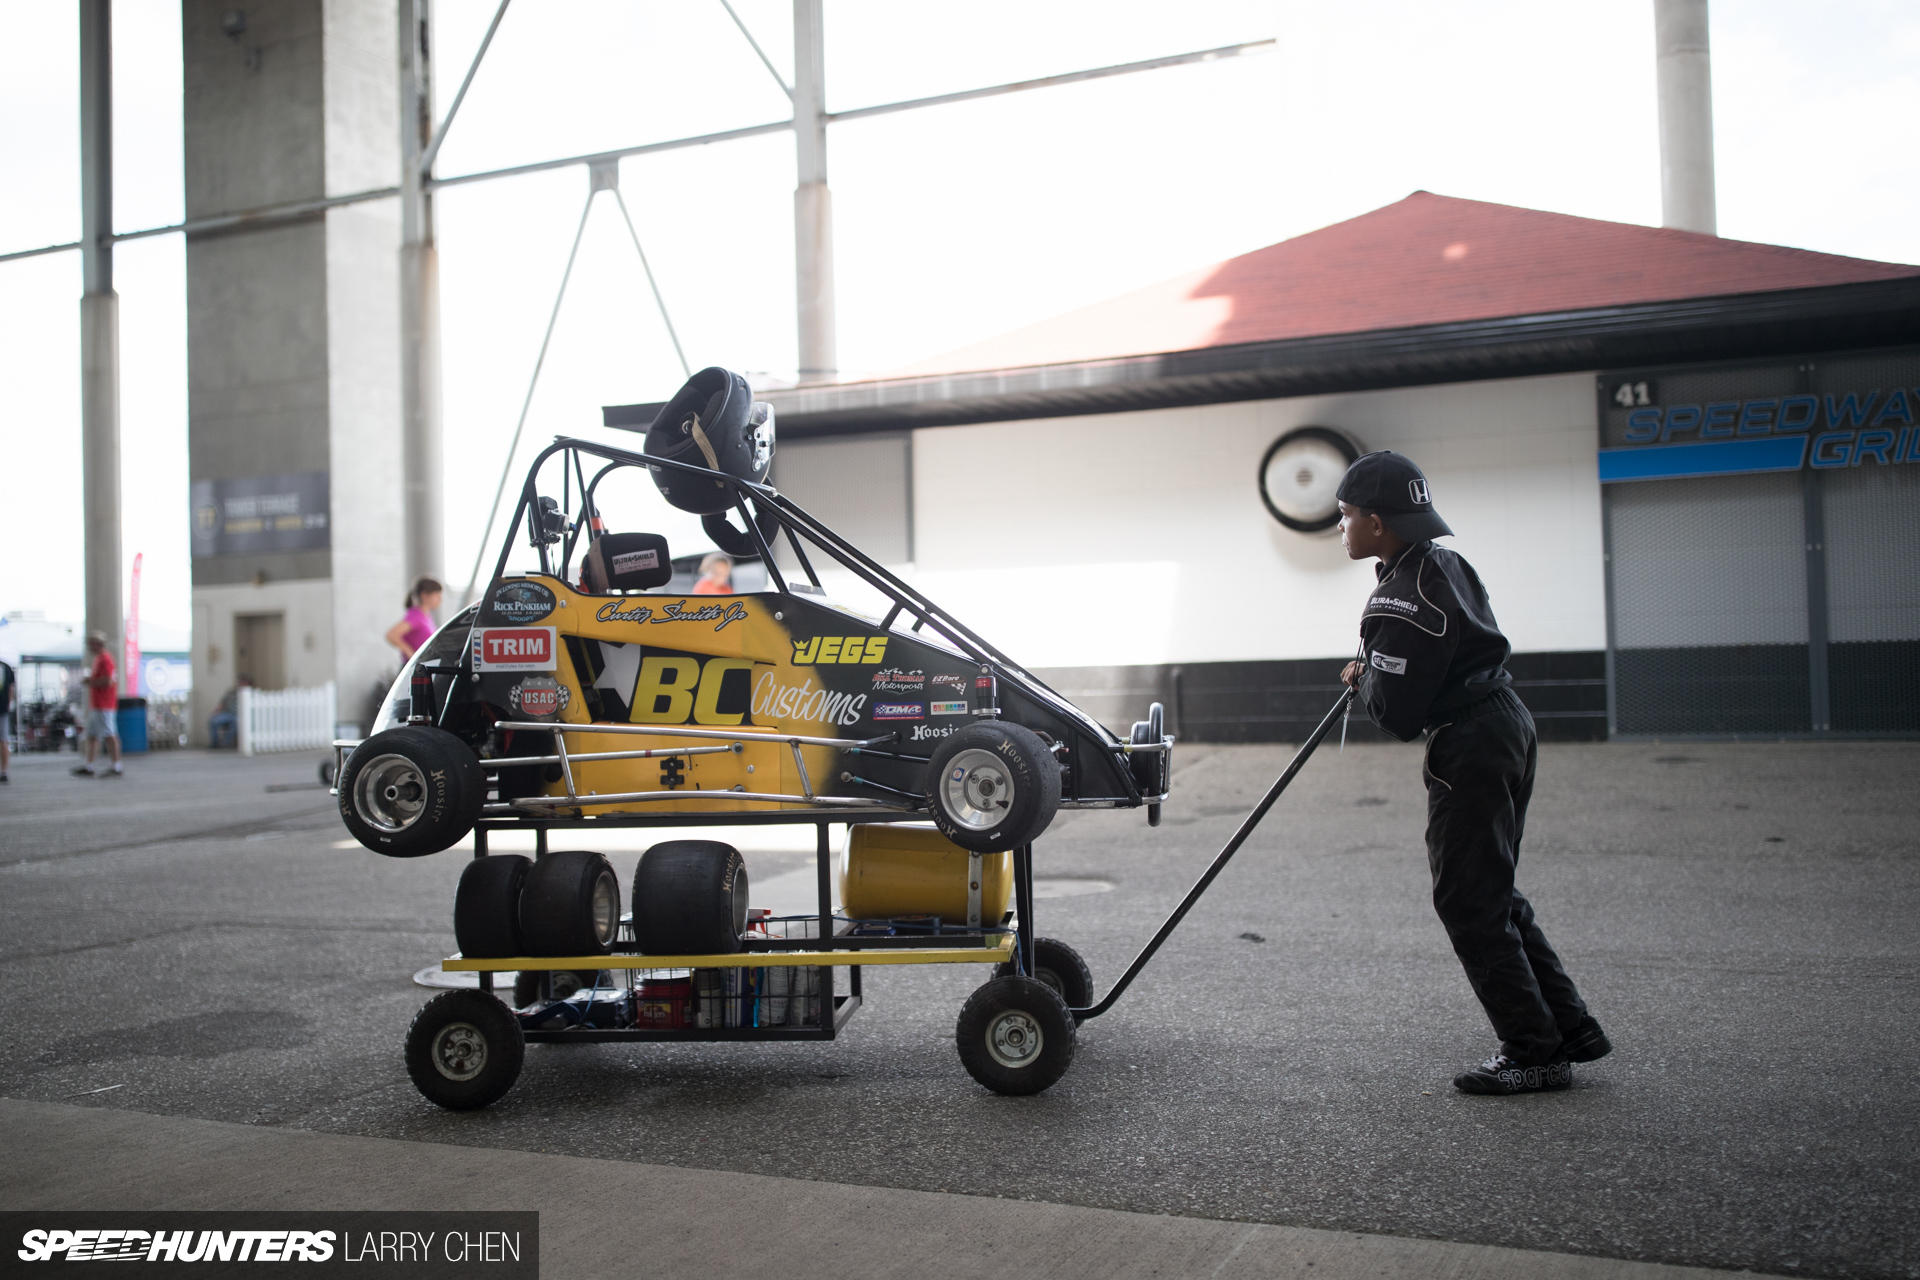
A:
[752,671,868,728]
[595,599,749,631]
[472,626,556,671]
[872,702,924,720]
[793,635,888,665]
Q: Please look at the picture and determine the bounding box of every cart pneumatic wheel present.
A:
[994,937,1094,1014]
[337,726,485,857]
[956,975,1076,1095]
[405,989,524,1110]
[925,721,1062,853]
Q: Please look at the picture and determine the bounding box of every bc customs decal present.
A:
[793,636,888,665]
[930,700,967,716]
[489,579,556,624]
[1370,651,1408,675]
[594,599,749,631]
[509,675,570,719]
[751,673,867,728]
[473,626,557,672]
[872,702,924,721]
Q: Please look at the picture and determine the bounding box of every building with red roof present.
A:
[608,193,1920,742]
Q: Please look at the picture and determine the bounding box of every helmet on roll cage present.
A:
[644,367,776,515]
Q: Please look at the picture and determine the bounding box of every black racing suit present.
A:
[1356,541,1589,1065]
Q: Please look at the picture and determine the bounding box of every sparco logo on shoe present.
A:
[471,627,556,672]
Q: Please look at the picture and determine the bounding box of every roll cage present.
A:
[477,435,1134,755]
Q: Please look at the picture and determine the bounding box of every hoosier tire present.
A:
[994,937,1094,1013]
[405,989,524,1110]
[518,851,622,957]
[955,975,1076,1095]
[631,841,749,955]
[925,721,1062,854]
[453,855,530,959]
[337,726,484,857]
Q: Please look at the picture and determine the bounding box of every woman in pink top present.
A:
[385,576,444,659]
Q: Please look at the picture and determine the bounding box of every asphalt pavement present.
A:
[1,739,1915,1279]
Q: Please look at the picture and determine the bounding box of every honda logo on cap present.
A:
[1408,479,1431,505]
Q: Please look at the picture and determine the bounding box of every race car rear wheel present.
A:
[518,851,622,957]
[454,854,530,958]
[955,975,1076,1095]
[405,989,524,1110]
[337,726,485,857]
[631,841,749,955]
[925,721,1061,853]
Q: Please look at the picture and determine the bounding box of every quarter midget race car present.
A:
[333,366,1175,1101]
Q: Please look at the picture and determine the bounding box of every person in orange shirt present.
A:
[691,553,733,595]
[74,631,123,778]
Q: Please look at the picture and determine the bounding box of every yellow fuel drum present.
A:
[838,825,1013,923]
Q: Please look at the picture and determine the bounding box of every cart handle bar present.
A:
[1070,688,1353,1022]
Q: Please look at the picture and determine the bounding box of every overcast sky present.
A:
[3,0,1916,638]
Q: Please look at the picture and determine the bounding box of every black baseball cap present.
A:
[1335,450,1454,541]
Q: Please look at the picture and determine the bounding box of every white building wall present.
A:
[905,372,1603,668]
[191,579,337,737]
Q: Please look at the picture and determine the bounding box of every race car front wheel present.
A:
[925,721,1061,853]
[337,727,485,857]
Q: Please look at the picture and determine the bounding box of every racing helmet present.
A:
[644,367,776,515]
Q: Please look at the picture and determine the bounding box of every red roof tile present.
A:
[894,191,1920,377]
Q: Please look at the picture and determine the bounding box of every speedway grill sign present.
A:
[1595,348,1920,482]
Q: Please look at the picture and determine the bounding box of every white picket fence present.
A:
[238,681,337,756]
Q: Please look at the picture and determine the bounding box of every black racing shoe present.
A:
[1453,1052,1573,1095]
[1562,1017,1612,1063]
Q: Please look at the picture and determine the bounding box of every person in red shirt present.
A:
[74,631,122,777]
[691,553,733,595]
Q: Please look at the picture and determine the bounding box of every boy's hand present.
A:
[1340,660,1362,689]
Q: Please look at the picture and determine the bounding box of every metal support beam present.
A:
[80,0,121,665]
[1655,0,1716,235]
[792,0,835,384]
[419,0,509,176]
[400,0,445,585]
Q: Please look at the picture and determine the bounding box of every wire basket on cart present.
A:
[505,911,1013,1040]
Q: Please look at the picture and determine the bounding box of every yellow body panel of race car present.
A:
[476,576,926,816]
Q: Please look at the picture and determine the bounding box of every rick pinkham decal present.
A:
[509,675,570,718]
[489,579,556,624]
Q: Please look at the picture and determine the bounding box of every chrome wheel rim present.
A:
[943,749,1014,831]
[985,1008,1043,1069]
[354,754,427,832]
[430,1020,487,1081]
[590,873,618,946]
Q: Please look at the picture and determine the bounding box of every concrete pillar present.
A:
[792,0,836,383]
[1655,0,1717,236]
[80,0,123,667]
[183,0,405,741]
[398,0,444,589]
